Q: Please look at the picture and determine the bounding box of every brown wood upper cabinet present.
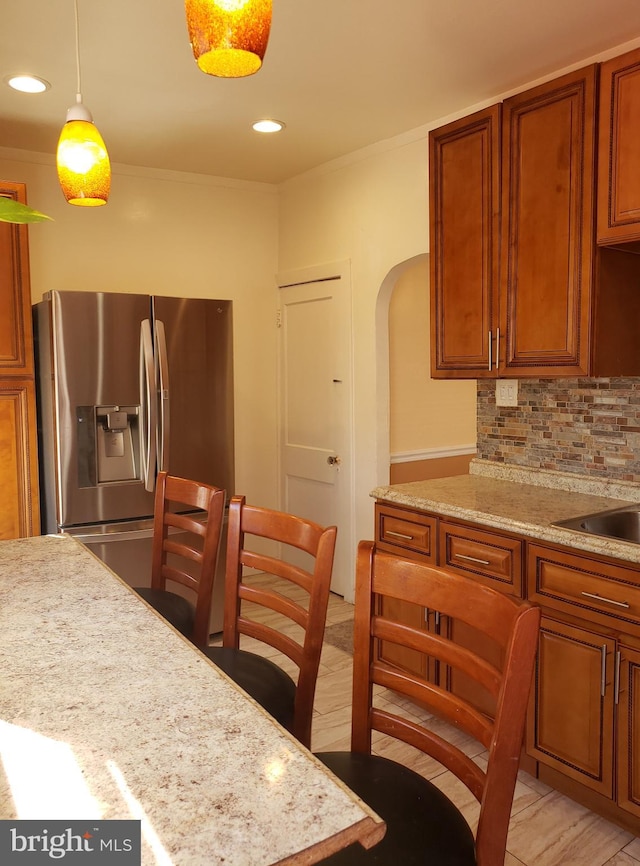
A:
[430,63,640,380]
[598,46,640,245]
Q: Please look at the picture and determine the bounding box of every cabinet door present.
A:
[0,379,40,539]
[0,183,34,376]
[526,616,614,797]
[429,105,501,379]
[598,47,640,245]
[617,644,640,818]
[500,66,596,376]
[377,596,437,680]
[440,615,503,718]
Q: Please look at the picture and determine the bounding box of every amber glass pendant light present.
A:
[56,0,111,206]
[185,0,272,78]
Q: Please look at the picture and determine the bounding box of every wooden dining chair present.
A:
[203,495,337,749]
[134,472,226,649]
[315,540,541,866]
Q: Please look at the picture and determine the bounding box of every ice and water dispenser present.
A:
[77,404,141,487]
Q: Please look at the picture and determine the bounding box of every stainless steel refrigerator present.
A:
[34,290,234,634]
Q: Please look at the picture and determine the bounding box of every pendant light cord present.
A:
[74,0,82,104]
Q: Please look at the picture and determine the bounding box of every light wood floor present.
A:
[212,575,640,866]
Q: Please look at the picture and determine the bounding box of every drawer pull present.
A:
[580,591,630,609]
[454,553,491,567]
[385,530,414,541]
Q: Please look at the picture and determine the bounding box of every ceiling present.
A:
[2,0,640,185]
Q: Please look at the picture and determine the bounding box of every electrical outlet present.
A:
[495,379,519,407]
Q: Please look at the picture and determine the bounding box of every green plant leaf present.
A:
[0,197,53,224]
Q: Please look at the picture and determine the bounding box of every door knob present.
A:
[327,455,342,466]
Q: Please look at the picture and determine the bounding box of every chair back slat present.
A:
[240,550,314,591]
[374,553,523,647]
[239,584,309,630]
[239,618,306,669]
[373,616,502,698]
[371,707,487,800]
[372,663,494,748]
[351,541,540,866]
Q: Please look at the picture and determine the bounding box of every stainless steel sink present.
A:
[553,504,640,544]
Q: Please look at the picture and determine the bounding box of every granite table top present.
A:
[0,534,384,865]
[372,459,640,565]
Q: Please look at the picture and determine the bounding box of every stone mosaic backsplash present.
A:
[476,378,640,483]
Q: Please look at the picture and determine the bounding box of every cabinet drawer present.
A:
[528,543,640,631]
[375,503,437,563]
[440,521,522,596]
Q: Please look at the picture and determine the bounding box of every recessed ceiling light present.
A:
[252,119,285,134]
[5,74,51,94]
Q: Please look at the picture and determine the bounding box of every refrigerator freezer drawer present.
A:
[65,518,226,636]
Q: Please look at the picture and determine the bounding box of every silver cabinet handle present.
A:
[581,591,630,609]
[495,326,500,369]
[614,651,621,705]
[600,644,607,698]
[488,330,492,371]
[385,530,413,541]
[454,553,490,566]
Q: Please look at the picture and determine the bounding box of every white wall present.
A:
[278,138,435,577]
[0,150,280,508]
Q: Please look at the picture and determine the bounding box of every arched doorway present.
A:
[375,254,477,489]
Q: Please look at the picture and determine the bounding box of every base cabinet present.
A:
[375,499,640,834]
[374,502,521,711]
[375,503,438,677]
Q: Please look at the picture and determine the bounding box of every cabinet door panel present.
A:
[441,615,502,718]
[598,47,640,245]
[429,105,500,378]
[500,66,596,375]
[0,184,33,376]
[378,596,430,679]
[0,379,40,538]
[617,645,640,818]
[527,617,614,796]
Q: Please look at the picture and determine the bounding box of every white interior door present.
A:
[277,262,354,597]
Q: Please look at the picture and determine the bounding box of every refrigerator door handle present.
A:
[139,319,157,492]
[155,319,170,473]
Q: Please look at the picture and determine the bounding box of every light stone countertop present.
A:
[372,459,640,564]
[0,534,384,865]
